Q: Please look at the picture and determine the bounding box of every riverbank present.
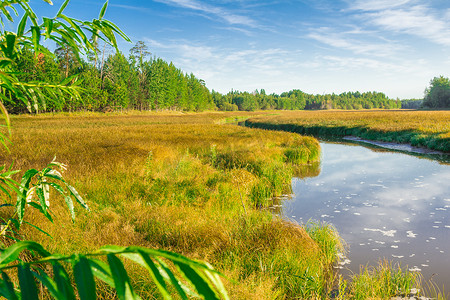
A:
[244,110,450,153]
[1,111,443,298]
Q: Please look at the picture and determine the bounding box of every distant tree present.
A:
[130,41,151,109]
[423,76,450,108]
[401,99,423,109]
[55,45,79,78]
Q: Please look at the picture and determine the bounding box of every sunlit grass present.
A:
[1,110,440,298]
[246,110,450,152]
[1,111,338,298]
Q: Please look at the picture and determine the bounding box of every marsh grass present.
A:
[245,110,450,152]
[343,260,421,299]
[1,111,438,298]
[0,111,342,298]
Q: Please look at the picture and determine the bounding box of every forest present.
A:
[7,41,403,113]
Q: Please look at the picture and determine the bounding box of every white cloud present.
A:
[307,27,401,57]
[367,5,450,46]
[154,0,259,28]
[345,1,450,46]
[349,0,413,11]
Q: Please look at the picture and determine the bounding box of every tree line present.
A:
[213,89,401,111]
[8,41,214,113]
[17,40,450,113]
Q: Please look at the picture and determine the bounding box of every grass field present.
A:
[0,111,438,299]
[245,110,450,152]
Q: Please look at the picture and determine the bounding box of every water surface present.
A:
[283,142,450,289]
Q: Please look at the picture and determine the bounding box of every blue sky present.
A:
[31,0,450,99]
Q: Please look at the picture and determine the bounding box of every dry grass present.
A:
[1,111,341,299]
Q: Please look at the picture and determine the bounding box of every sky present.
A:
[30,0,450,99]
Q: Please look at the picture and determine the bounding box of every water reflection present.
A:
[283,142,450,289]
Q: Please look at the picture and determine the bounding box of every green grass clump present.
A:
[345,260,420,299]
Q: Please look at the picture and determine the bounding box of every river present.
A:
[282,141,450,290]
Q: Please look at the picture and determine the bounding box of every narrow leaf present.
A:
[17,12,28,36]
[23,221,52,238]
[1,271,18,300]
[138,251,172,299]
[99,1,108,19]
[67,184,89,211]
[30,26,41,51]
[18,264,39,300]
[0,241,50,266]
[73,255,96,300]
[53,263,75,300]
[16,168,38,225]
[57,0,70,16]
[89,259,115,288]
[107,254,138,300]
[176,263,219,300]
[32,266,61,299]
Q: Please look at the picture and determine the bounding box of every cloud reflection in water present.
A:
[285,142,450,288]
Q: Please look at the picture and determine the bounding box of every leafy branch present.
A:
[0,242,229,300]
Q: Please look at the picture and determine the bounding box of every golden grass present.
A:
[1,111,341,299]
[245,110,450,152]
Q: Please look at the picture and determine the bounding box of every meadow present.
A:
[245,110,450,152]
[0,111,437,299]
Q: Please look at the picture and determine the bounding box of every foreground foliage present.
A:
[0,242,228,299]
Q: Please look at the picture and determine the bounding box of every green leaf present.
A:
[16,168,39,225]
[73,255,96,300]
[28,201,53,223]
[155,258,190,299]
[57,0,70,17]
[0,241,50,266]
[32,266,61,299]
[176,262,219,300]
[64,194,76,221]
[88,259,115,288]
[137,251,172,300]
[43,170,64,182]
[107,254,139,300]
[36,187,51,219]
[17,12,28,36]
[43,17,54,38]
[99,1,108,19]
[53,263,75,300]
[0,271,19,300]
[18,264,39,300]
[23,221,52,238]
[4,34,17,58]
[43,0,54,4]
[67,184,89,211]
[30,26,41,51]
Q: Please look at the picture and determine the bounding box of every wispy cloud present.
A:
[141,37,302,92]
[367,5,450,46]
[346,0,450,46]
[109,4,148,12]
[307,27,401,57]
[349,0,413,11]
[153,0,259,28]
